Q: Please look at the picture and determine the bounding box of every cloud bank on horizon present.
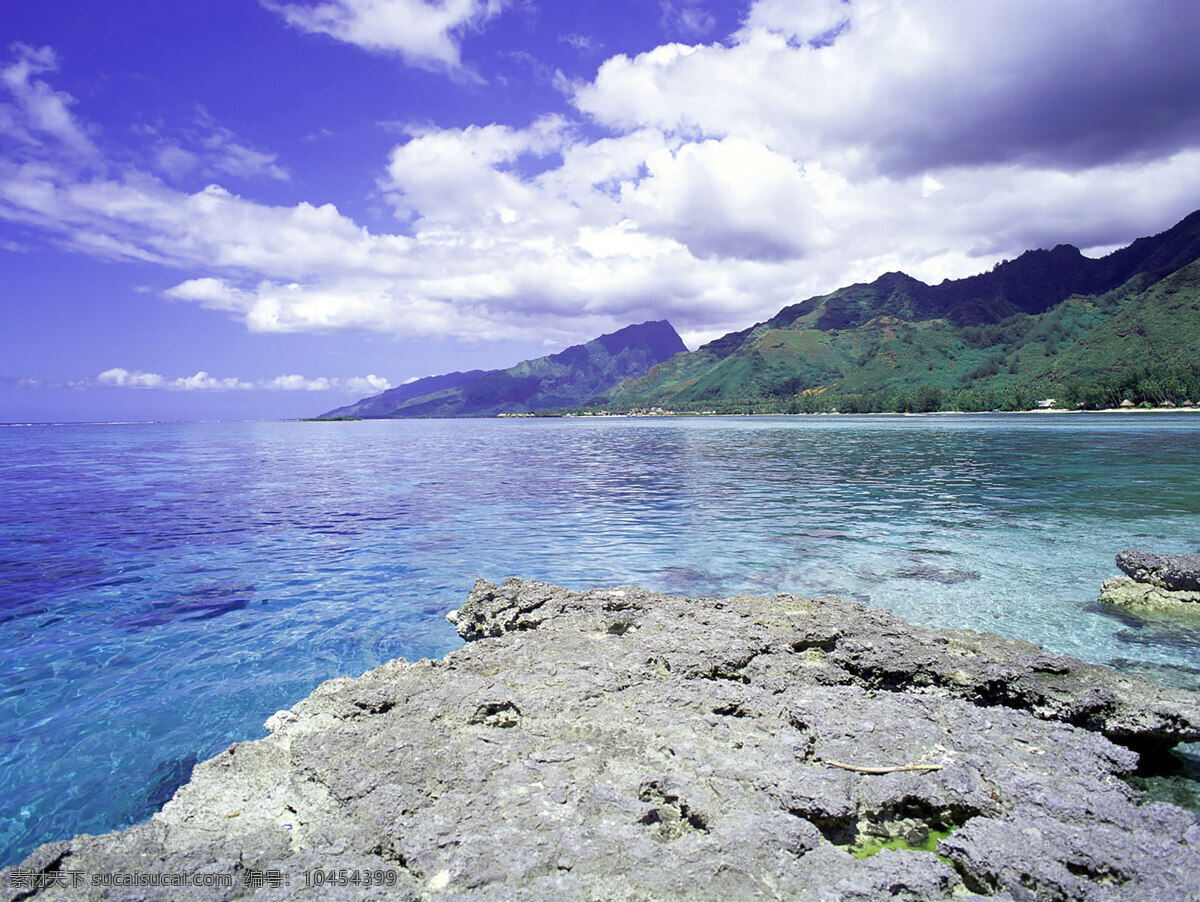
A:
[3,0,1200,412]
[97,368,391,394]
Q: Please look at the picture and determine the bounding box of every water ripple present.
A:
[1,414,1198,864]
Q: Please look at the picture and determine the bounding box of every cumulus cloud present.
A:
[265,0,506,71]
[577,0,1200,176]
[97,368,392,393]
[618,138,827,261]
[741,0,852,44]
[343,374,392,393]
[380,116,571,226]
[264,374,331,391]
[6,5,1200,351]
[98,368,253,391]
[98,368,166,389]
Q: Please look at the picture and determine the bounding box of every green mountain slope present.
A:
[320,320,687,418]
[609,211,1200,413]
[1040,259,1200,379]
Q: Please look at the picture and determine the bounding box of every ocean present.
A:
[2,413,1199,865]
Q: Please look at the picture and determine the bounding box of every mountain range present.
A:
[606,210,1200,413]
[320,210,1200,418]
[320,320,686,418]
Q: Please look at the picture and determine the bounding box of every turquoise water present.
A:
[2,413,1199,865]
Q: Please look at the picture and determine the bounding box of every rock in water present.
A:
[1100,549,1200,611]
[1117,549,1200,592]
[6,579,1200,901]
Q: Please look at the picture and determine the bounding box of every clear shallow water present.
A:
[2,413,1199,865]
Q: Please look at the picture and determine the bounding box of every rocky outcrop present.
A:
[5,579,1200,901]
[1100,550,1200,611]
[1116,550,1200,592]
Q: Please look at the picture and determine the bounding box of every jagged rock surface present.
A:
[6,579,1200,901]
[1100,550,1200,610]
[1117,550,1200,592]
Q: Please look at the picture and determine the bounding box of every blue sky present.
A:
[4,0,1200,421]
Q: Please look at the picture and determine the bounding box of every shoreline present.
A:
[566,405,1200,419]
[5,407,1200,426]
[6,579,1199,900]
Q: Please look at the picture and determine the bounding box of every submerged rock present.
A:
[1100,550,1200,611]
[5,579,1200,901]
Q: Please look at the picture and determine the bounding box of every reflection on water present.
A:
[1,413,1198,864]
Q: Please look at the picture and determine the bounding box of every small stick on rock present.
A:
[825,760,944,774]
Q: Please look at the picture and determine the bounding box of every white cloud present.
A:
[265,0,506,70]
[617,137,828,261]
[265,374,331,391]
[380,116,570,226]
[174,371,256,391]
[6,7,1200,353]
[576,0,1200,176]
[740,0,851,44]
[343,374,392,393]
[154,144,200,180]
[659,1,716,39]
[98,367,166,389]
[149,108,289,183]
[98,368,252,391]
[560,33,602,55]
[1,44,96,158]
[4,48,286,195]
[96,368,392,393]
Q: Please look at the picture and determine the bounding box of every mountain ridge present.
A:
[320,211,1200,419]
[606,210,1200,412]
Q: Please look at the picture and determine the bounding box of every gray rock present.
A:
[5,579,1200,901]
[1116,549,1200,593]
[1099,550,1200,611]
